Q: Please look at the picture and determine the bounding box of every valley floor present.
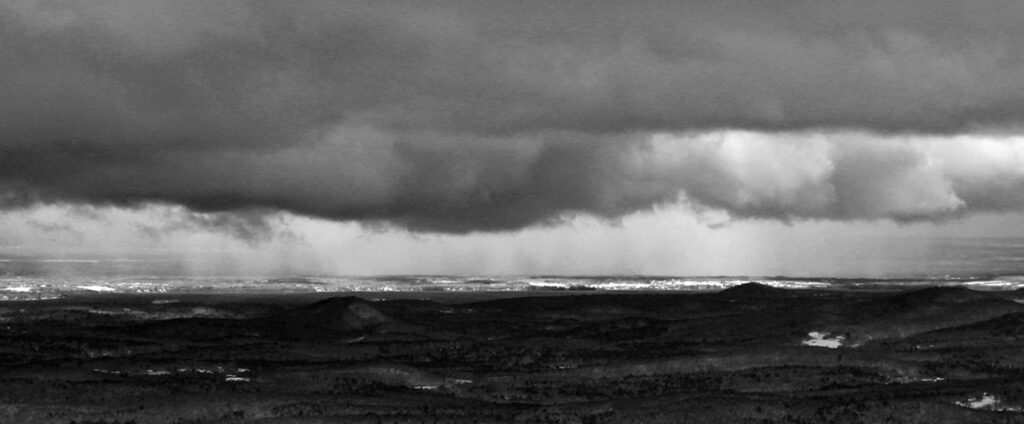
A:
[3,284,1024,423]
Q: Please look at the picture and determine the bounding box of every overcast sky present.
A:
[4,1,1024,277]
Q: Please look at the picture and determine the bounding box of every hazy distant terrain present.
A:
[2,285,1024,423]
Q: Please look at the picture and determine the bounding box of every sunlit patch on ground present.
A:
[91,366,252,383]
[802,331,844,348]
[955,393,1023,411]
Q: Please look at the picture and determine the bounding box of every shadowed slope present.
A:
[817,287,1024,345]
[716,282,791,300]
[275,296,394,333]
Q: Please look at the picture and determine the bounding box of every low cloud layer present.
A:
[4,1,1024,232]
[652,132,1024,223]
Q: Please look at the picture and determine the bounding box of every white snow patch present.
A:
[224,374,250,382]
[955,393,1024,411]
[146,369,171,376]
[3,286,33,293]
[802,331,845,348]
[971,395,997,409]
[76,285,116,292]
[958,393,998,410]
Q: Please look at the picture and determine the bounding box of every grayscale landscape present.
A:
[3,282,1024,423]
[6,1,1024,422]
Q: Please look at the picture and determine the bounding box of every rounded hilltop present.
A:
[278,296,393,333]
[717,282,790,299]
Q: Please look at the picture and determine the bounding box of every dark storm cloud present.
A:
[4,0,1024,232]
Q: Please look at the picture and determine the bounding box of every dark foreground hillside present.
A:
[3,285,1024,423]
